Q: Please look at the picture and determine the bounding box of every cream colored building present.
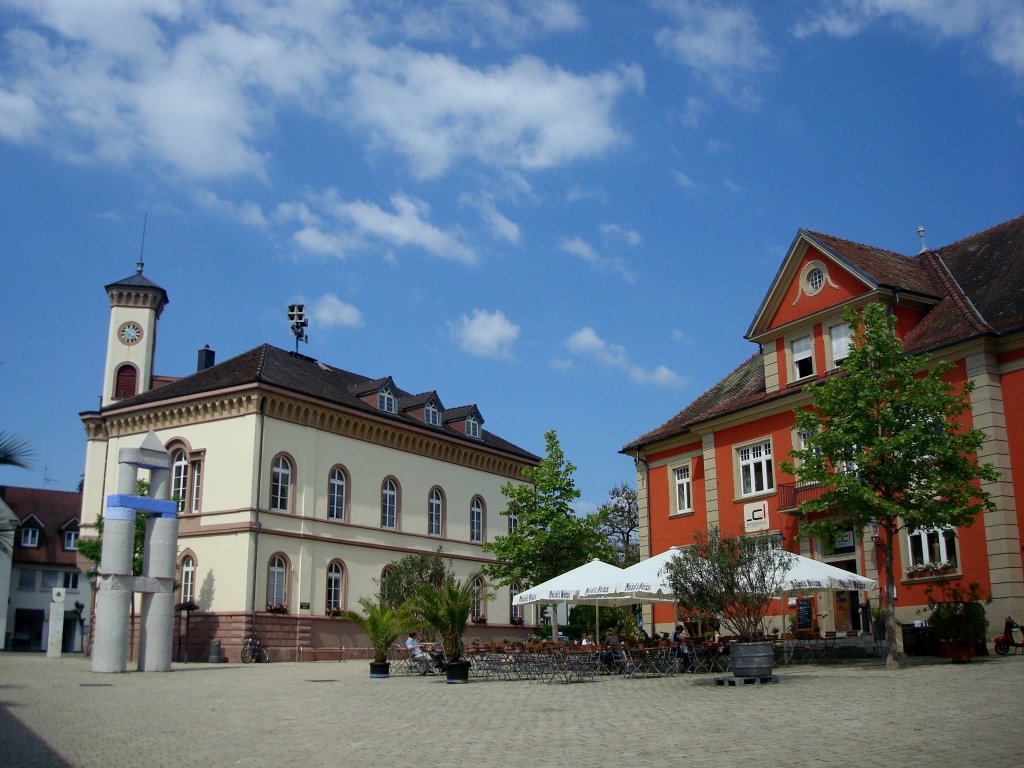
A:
[79,266,538,661]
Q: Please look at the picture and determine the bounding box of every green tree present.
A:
[483,430,611,588]
[411,572,481,661]
[377,549,452,612]
[663,525,794,642]
[781,302,998,669]
[343,597,413,664]
[594,483,640,566]
[77,479,151,578]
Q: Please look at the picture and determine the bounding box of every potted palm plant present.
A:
[664,525,794,679]
[412,572,481,684]
[343,597,412,678]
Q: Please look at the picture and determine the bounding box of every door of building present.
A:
[12,609,44,651]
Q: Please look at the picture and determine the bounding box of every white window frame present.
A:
[377,387,396,414]
[267,555,287,608]
[381,479,398,529]
[673,464,693,515]
[63,571,80,591]
[791,334,814,380]
[510,583,523,621]
[21,528,39,548]
[508,511,518,533]
[466,416,480,439]
[172,449,189,513]
[470,497,484,543]
[738,440,775,497]
[189,460,202,514]
[828,321,851,368]
[907,527,959,572]
[471,577,485,620]
[271,455,292,513]
[425,401,441,427]
[64,530,79,551]
[328,467,347,521]
[428,488,444,537]
[181,556,196,603]
[326,561,344,612]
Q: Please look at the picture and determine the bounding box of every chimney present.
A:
[197,345,216,372]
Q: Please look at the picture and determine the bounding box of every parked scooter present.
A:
[994,616,1023,655]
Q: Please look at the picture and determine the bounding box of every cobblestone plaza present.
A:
[1,653,1021,767]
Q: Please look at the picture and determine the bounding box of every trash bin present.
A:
[901,623,936,656]
[209,639,222,663]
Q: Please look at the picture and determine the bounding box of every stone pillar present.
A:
[138,515,179,671]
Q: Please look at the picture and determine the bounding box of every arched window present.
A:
[508,510,518,533]
[180,555,196,604]
[427,487,444,537]
[381,478,398,529]
[326,561,345,613]
[271,455,293,513]
[168,443,204,514]
[172,450,189,513]
[267,554,288,610]
[328,466,348,521]
[510,582,523,622]
[114,364,138,400]
[470,497,484,543]
[471,576,485,620]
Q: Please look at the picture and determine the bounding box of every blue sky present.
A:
[1,1,1022,515]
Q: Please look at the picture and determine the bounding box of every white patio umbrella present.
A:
[513,559,626,640]
[581,547,683,604]
[779,553,877,592]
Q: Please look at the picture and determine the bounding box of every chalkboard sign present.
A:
[796,597,813,630]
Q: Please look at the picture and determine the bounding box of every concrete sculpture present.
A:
[92,431,179,673]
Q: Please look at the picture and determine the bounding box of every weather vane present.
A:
[287,304,309,353]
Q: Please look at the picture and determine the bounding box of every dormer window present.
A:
[792,334,813,379]
[21,528,39,548]
[466,416,480,439]
[64,530,79,551]
[424,401,441,427]
[377,386,396,414]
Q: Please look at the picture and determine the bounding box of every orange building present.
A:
[623,215,1024,645]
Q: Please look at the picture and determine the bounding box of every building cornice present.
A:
[80,384,533,481]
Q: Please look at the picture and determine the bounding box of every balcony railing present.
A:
[776,481,825,512]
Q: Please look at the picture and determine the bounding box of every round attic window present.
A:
[801,261,828,296]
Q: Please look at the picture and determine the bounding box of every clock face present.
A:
[117,321,144,345]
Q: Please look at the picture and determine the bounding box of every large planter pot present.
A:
[445,659,471,684]
[369,661,391,678]
[939,640,974,664]
[730,641,774,679]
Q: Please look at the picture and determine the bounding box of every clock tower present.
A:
[101,260,169,407]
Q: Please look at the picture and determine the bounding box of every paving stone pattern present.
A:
[0,653,1021,767]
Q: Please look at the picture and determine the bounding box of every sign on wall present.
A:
[743,500,769,533]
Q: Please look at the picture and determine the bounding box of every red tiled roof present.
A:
[624,215,1024,453]
[1,486,82,566]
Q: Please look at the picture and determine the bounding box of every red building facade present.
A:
[624,216,1024,642]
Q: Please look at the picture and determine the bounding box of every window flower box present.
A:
[471,615,487,624]
[266,603,288,614]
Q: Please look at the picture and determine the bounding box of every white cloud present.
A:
[193,189,267,228]
[379,0,584,47]
[461,193,521,244]
[793,0,1024,78]
[673,169,698,190]
[347,50,643,178]
[312,293,364,329]
[654,0,771,105]
[560,236,635,283]
[723,178,741,193]
[565,327,685,387]
[283,188,475,263]
[672,328,695,344]
[600,223,642,246]
[679,95,707,127]
[0,2,637,183]
[449,309,520,359]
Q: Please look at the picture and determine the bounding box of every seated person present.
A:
[600,631,623,669]
[671,624,693,672]
[405,631,444,674]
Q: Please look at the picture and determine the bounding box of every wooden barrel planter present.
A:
[730,641,774,678]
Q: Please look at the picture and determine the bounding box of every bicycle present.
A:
[241,636,269,663]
